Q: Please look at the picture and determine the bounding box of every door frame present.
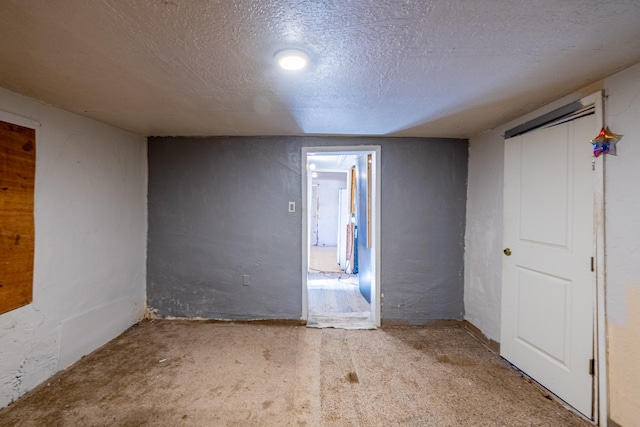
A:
[301,145,381,327]
[590,91,607,427]
[582,91,607,425]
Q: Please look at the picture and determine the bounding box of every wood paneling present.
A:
[0,120,35,315]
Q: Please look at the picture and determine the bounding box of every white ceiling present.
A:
[308,154,357,171]
[1,1,639,138]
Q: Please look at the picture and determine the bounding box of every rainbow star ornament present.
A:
[591,126,622,157]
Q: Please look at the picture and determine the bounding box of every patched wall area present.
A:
[603,63,640,427]
[147,137,468,324]
[0,88,147,409]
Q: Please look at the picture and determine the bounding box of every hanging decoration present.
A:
[590,126,623,157]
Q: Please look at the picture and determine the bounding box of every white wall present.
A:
[0,88,147,408]
[313,175,347,247]
[462,126,504,341]
[602,63,640,427]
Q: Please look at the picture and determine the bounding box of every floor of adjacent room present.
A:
[0,320,590,426]
[308,245,373,329]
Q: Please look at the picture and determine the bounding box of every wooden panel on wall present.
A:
[0,120,36,315]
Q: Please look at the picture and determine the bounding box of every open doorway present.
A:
[301,146,380,329]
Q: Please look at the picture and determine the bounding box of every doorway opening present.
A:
[301,146,380,329]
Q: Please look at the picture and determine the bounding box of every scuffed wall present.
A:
[0,88,147,409]
[147,136,468,324]
[603,63,640,427]
[463,128,505,341]
[147,137,302,320]
[381,140,468,323]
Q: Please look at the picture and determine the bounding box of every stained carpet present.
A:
[0,320,591,427]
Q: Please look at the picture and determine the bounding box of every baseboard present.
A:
[463,320,500,354]
[380,319,464,327]
[607,417,623,427]
[145,315,307,327]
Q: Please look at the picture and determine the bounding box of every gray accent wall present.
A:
[380,140,468,323]
[147,136,468,324]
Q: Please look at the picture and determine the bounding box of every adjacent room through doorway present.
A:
[302,147,380,329]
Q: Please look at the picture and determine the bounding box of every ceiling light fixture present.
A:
[275,49,309,71]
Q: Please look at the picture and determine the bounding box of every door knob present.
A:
[503,248,512,256]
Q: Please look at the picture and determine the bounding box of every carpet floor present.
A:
[0,320,591,426]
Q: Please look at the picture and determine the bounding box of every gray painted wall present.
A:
[380,140,468,323]
[147,136,468,323]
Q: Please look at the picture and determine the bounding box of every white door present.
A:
[501,114,595,417]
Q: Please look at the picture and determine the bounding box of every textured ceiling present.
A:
[1,1,639,138]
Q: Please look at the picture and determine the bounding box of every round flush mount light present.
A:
[275,49,309,71]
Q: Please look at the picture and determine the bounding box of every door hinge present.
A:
[589,359,595,376]
[591,257,594,272]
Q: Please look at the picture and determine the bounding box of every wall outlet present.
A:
[288,201,295,212]
[243,275,250,286]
